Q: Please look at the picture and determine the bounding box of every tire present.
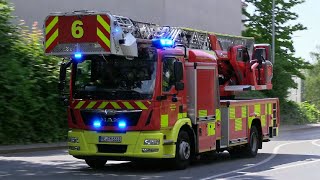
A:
[172,130,191,170]
[245,126,259,157]
[85,159,107,169]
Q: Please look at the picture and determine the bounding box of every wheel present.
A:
[172,130,191,170]
[85,159,107,169]
[245,126,259,157]
[228,126,260,158]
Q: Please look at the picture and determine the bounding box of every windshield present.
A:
[73,48,157,100]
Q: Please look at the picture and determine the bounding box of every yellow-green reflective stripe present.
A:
[86,102,97,109]
[75,101,85,109]
[178,112,187,119]
[97,15,111,34]
[135,101,147,110]
[46,16,58,34]
[45,29,58,49]
[110,102,121,109]
[199,110,207,117]
[261,115,266,127]
[97,28,111,48]
[123,102,134,109]
[235,118,242,131]
[242,106,247,118]
[161,114,169,128]
[122,102,134,109]
[268,103,272,114]
[216,109,221,121]
[98,102,108,109]
[207,122,215,136]
[254,104,261,115]
[229,107,236,119]
[264,104,268,114]
[248,117,254,128]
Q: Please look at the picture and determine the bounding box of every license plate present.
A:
[99,136,122,143]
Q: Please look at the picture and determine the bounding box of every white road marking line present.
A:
[265,158,320,171]
[225,159,320,179]
[312,139,320,147]
[200,140,318,180]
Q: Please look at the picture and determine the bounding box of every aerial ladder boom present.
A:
[111,15,273,92]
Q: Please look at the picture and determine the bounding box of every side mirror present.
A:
[174,61,184,91]
[174,61,183,82]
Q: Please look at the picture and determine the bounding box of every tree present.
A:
[0,0,67,144]
[304,46,320,109]
[242,0,311,102]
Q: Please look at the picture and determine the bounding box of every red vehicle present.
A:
[44,11,280,169]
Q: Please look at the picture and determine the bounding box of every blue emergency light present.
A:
[93,120,102,128]
[115,27,120,33]
[118,120,127,129]
[74,53,82,59]
[73,52,84,63]
[160,39,174,46]
[152,38,174,48]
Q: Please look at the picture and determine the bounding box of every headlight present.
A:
[144,139,160,145]
[69,137,79,143]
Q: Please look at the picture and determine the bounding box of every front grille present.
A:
[81,110,142,127]
[97,144,127,153]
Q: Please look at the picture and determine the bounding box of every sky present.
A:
[246,0,319,63]
[292,0,320,63]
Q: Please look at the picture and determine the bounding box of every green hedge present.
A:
[281,101,320,125]
[299,102,320,124]
[0,1,67,145]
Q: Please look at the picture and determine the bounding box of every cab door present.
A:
[159,57,183,129]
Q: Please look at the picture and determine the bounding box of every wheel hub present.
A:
[179,141,190,160]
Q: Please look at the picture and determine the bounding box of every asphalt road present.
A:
[1,127,320,180]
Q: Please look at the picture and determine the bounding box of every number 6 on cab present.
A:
[71,20,84,39]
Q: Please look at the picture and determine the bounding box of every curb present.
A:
[0,142,67,155]
[279,123,320,132]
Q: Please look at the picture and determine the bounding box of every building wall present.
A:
[287,76,302,103]
[9,0,242,35]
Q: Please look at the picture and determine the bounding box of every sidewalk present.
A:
[0,142,67,154]
[1,123,319,155]
[280,123,320,132]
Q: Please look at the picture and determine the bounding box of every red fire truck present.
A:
[44,11,280,169]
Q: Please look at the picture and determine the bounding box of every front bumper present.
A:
[68,130,176,159]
